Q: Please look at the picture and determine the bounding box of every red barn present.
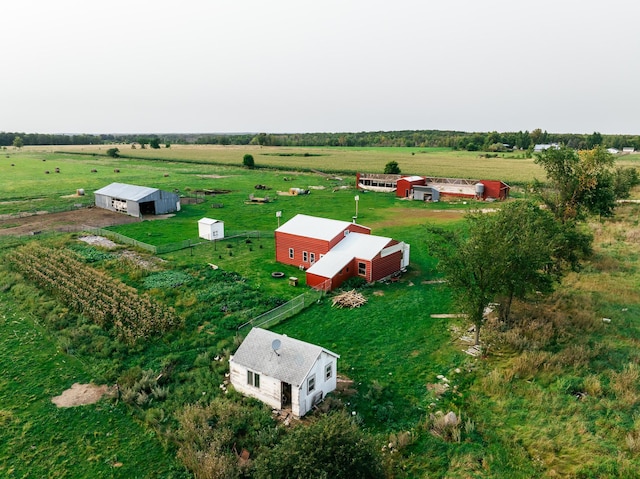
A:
[478,180,510,200]
[275,214,410,291]
[396,176,426,198]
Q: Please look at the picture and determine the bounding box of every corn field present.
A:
[7,244,181,344]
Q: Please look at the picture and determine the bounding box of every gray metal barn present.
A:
[94,183,180,217]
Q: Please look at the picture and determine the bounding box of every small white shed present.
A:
[198,218,224,241]
[229,328,340,417]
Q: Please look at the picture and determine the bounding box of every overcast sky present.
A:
[2,0,640,135]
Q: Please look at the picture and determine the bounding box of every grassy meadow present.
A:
[1,145,640,477]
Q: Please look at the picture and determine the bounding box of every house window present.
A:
[288,248,294,259]
[247,370,260,388]
[303,251,308,262]
[325,363,333,381]
[307,375,316,394]
[358,262,366,276]
[310,252,316,264]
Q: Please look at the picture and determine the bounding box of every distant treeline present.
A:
[2,129,640,151]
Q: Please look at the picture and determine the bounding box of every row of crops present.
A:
[7,244,181,344]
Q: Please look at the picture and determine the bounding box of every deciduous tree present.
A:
[427,202,587,342]
[533,146,616,222]
[384,160,400,174]
[106,147,119,158]
[243,154,255,169]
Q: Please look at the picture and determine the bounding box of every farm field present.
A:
[1,145,640,477]
[25,143,550,182]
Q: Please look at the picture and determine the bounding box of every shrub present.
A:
[253,412,384,479]
[243,154,255,169]
[106,147,119,158]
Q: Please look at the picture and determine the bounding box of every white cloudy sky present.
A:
[2,0,640,135]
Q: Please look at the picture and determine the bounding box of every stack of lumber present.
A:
[332,289,367,309]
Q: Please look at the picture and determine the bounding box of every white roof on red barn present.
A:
[306,232,392,278]
[400,175,424,182]
[230,328,339,387]
[276,214,368,241]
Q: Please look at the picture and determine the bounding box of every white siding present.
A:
[229,361,281,410]
[297,351,338,417]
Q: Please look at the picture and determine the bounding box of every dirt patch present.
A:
[120,250,163,270]
[52,383,115,407]
[0,208,141,236]
[78,235,119,249]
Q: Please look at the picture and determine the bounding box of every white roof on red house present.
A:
[276,214,366,241]
[306,232,392,278]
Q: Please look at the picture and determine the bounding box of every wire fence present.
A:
[1,201,93,220]
[238,285,327,331]
[74,227,269,255]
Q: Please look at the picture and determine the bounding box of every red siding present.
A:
[370,249,403,281]
[480,180,510,200]
[275,232,331,268]
[396,177,426,198]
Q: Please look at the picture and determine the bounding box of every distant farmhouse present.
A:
[275,214,410,291]
[94,182,180,217]
[356,173,510,201]
[229,327,339,417]
[533,143,560,153]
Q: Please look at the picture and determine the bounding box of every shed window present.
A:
[310,252,316,264]
[307,375,316,394]
[247,370,260,388]
[358,262,366,276]
[288,248,294,259]
[302,251,308,262]
[325,363,333,381]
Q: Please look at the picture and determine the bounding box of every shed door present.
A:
[140,201,156,215]
[281,382,292,408]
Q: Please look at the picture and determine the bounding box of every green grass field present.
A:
[2,145,640,477]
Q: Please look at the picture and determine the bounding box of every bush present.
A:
[243,154,255,169]
[106,147,120,158]
[253,412,384,479]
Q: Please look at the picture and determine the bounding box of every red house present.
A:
[275,214,410,291]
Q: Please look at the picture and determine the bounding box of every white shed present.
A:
[229,328,340,417]
[198,218,224,240]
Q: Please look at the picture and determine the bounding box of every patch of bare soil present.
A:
[52,383,115,407]
[0,207,141,236]
[78,235,119,249]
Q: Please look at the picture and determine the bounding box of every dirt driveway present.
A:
[0,207,142,236]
